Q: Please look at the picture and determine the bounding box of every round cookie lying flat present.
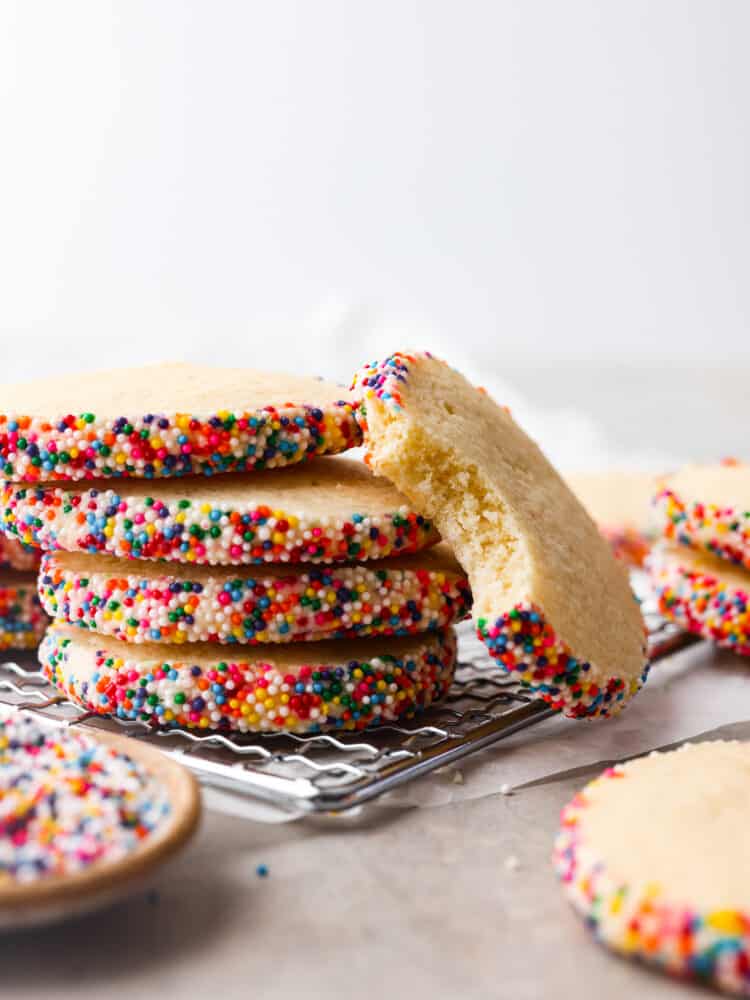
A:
[38,544,471,645]
[40,624,457,734]
[0,534,39,572]
[567,471,658,567]
[655,463,750,570]
[648,543,750,655]
[353,351,648,719]
[0,361,360,483]
[0,572,47,651]
[555,742,750,995]
[2,457,438,566]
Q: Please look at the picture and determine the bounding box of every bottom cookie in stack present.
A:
[648,543,750,655]
[39,624,458,735]
[0,537,46,652]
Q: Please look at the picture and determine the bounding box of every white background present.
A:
[0,1,746,462]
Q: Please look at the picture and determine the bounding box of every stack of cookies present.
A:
[0,363,469,735]
[0,535,46,654]
[649,462,750,655]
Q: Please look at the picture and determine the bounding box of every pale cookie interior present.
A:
[580,742,750,911]
[361,354,645,684]
[0,361,354,417]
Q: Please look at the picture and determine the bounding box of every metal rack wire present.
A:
[0,582,697,816]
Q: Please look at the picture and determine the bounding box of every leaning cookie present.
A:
[38,545,470,645]
[0,573,47,651]
[648,543,750,655]
[567,471,659,567]
[0,534,39,572]
[353,352,648,719]
[2,457,438,566]
[0,362,360,483]
[39,624,457,734]
[555,742,750,995]
[655,463,750,570]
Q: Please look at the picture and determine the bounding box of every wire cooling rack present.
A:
[0,580,697,816]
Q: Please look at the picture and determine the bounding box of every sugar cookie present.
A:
[2,457,438,566]
[0,362,360,482]
[567,470,658,567]
[40,624,457,734]
[0,572,46,651]
[353,351,648,718]
[555,741,750,995]
[648,543,750,654]
[38,544,470,645]
[655,463,750,570]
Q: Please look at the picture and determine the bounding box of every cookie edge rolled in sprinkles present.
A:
[0,398,361,483]
[39,626,458,735]
[354,352,650,720]
[38,550,472,646]
[0,579,46,651]
[648,546,750,655]
[554,760,750,995]
[655,486,750,570]
[1,480,438,567]
[477,604,649,720]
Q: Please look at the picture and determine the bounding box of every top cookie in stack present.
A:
[1,363,467,735]
[0,361,361,482]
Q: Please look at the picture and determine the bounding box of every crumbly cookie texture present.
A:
[38,545,471,645]
[0,573,46,651]
[0,362,361,482]
[648,543,750,654]
[2,457,438,566]
[655,463,750,569]
[353,351,648,719]
[40,624,457,735]
[555,741,750,995]
[566,470,659,567]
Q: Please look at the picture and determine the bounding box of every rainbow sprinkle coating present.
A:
[0,535,39,572]
[0,712,171,882]
[0,400,361,483]
[655,485,750,571]
[0,580,46,651]
[648,546,750,655]
[38,552,471,646]
[40,626,458,734]
[477,604,649,720]
[2,480,437,567]
[554,754,750,995]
